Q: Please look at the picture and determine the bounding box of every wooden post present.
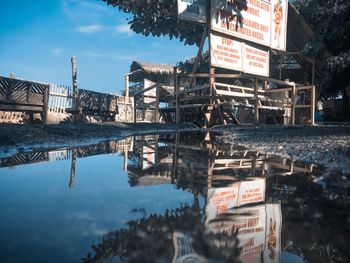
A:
[254,78,259,125]
[210,67,215,104]
[291,83,296,125]
[311,85,315,125]
[312,59,315,85]
[125,75,129,122]
[155,85,160,123]
[174,67,180,123]
[71,57,78,109]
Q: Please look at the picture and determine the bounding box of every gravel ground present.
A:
[0,122,349,174]
[210,124,350,174]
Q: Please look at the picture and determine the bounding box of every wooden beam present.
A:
[311,85,316,125]
[174,67,180,123]
[188,25,208,88]
[254,78,259,125]
[291,83,296,125]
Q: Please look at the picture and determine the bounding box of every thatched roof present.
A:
[129,61,175,84]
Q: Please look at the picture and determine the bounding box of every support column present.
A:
[254,78,259,125]
[133,96,137,123]
[311,85,316,125]
[174,67,180,124]
[291,83,296,125]
[125,75,129,122]
[155,85,160,123]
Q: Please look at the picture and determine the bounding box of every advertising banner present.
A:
[177,0,207,23]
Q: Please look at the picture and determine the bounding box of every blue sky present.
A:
[0,0,197,94]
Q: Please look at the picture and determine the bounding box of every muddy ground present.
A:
[0,122,349,174]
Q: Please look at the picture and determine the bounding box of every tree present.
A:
[294,0,350,104]
[101,0,205,46]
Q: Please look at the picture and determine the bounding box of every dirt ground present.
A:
[0,122,349,174]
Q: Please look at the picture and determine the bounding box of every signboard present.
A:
[270,0,288,51]
[177,0,206,23]
[210,33,269,76]
[206,177,266,222]
[211,0,288,51]
[144,78,156,104]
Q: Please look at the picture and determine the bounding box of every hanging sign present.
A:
[210,33,269,76]
[177,0,207,23]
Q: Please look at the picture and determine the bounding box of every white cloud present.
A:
[81,50,137,61]
[76,24,102,33]
[115,24,133,36]
[51,48,65,56]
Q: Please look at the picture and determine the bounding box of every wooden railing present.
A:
[0,76,49,122]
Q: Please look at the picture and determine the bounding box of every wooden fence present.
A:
[0,76,49,123]
[48,84,72,113]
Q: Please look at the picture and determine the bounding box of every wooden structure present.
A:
[0,76,49,123]
[126,61,175,123]
[125,3,317,127]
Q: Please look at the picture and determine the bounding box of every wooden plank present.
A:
[291,83,296,125]
[295,105,311,108]
[0,104,43,112]
[311,85,316,125]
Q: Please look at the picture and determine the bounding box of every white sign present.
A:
[210,33,269,76]
[211,0,288,51]
[144,78,156,104]
[177,0,206,23]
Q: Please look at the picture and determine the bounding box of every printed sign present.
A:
[177,0,207,23]
[211,0,288,51]
[144,78,156,104]
[210,33,269,76]
[270,0,288,51]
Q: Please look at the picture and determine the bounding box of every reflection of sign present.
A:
[142,146,155,170]
[172,231,207,263]
[210,33,269,76]
[206,177,266,222]
[263,204,282,263]
[177,0,206,23]
[144,78,156,104]
[205,203,282,263]
[211,0,288,51]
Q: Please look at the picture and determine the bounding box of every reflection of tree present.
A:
[82,202,240,263]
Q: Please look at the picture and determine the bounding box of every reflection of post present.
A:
[123,144,128,171]
[172,132,179,183]
[251,154,257,176]
[69,149,77,189]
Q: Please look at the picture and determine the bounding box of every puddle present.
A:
[0,132,349,263]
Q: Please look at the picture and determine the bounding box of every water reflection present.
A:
[0,132,349,263]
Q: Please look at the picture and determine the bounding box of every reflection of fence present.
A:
[0,151,49,167]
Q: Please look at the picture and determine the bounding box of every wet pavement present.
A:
[0,132,349,263]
